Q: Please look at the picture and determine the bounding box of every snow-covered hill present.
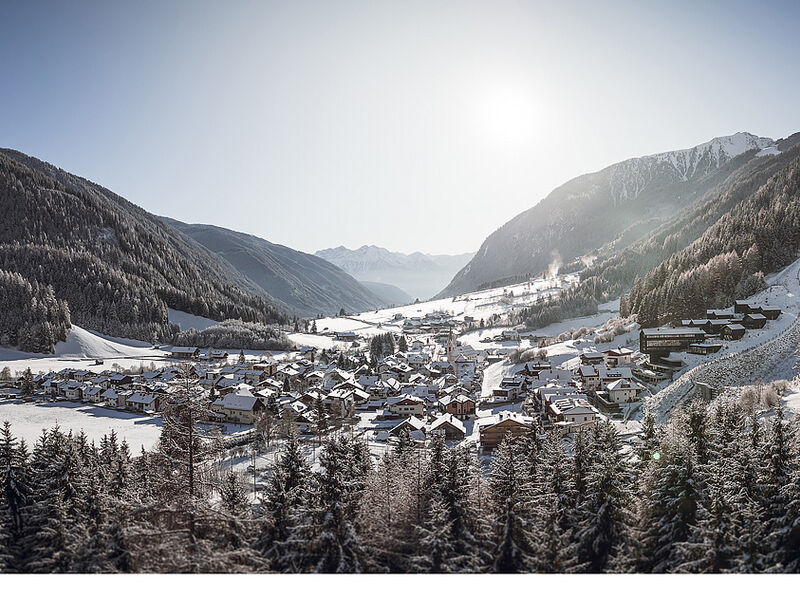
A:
[0,326,168,375]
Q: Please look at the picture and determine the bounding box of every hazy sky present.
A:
[2,1,799,255]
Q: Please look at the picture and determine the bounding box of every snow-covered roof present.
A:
[427,413,466,435]
[213,389,259,411]
[606,378,643,391]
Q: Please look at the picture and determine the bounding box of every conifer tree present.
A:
[574,422,634,572]
[634,432,700,573]
[493,498,532,573]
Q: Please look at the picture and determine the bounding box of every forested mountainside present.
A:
[0,270,71,353]
[162,219,384,317]
[316,245,474,301]
[622,145,800,325]
[513,133,800,330]
[0,149,287,346]
[441,133,777,297]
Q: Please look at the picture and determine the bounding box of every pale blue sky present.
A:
[2,0,799,254]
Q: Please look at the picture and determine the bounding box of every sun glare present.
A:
[475,84,536,143]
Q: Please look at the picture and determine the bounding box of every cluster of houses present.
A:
[1,330,492,441]
[1,320,664,454]
[640,300,781,362]
[399,311,461,334]
[481,345,648,444]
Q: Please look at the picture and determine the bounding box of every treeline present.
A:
[0,270,70,352]
[512,282,601,330]
[3,392,800,573]
[0,151,287,349]
[170,320,294,351]
[369,332,396,359]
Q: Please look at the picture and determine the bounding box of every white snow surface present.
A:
[287,333,349,350]
[168,308,219,331]
[0,326,169,376]
[314,273,579,338]
[0,400,162,455]
[756,146,781,157]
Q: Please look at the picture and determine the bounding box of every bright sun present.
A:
[475,84,536,144]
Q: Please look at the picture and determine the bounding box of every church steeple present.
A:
[446,327,455,362]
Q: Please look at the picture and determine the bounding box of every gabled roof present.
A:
[387,394,425,407]
[479,411,534,430]
[606,378,643,391]
[438,393,473,407]
[389,416,427,434]
[427,413,467,435]
[213,389,259,411]
[126,393,157,406]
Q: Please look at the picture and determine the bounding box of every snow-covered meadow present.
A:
[0,325,172,377]
[0,400,163,455]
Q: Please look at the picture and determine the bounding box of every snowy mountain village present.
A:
[1,265,793,469]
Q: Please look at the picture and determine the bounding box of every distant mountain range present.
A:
[162,219,385,317]
[441,132,779,297]
[316,245,474,300]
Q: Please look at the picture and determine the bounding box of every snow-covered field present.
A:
[313,273,579,338]
[0,326,171,376]
[286,332,350,351]
[0,400,163,455]
[783,390,800,419]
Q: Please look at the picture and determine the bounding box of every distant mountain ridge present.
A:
[358,280,414,307]
[162,219,385,317]
[316,245,474,300]
[441,132,777,297]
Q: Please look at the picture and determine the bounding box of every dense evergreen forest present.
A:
[0,150,288,348]
[513,136,800,330]
[622,155,800,325]
[2,390,800,573]
[171,320,293,351]
[0,270,71,352]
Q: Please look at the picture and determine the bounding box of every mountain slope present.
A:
[0,148,287,343]
[316,245,474,300]
[620,135,800,325]
[513,132,800,330]
[161,218,385,317]
[358,280,414,306]
[441,132,776,297]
